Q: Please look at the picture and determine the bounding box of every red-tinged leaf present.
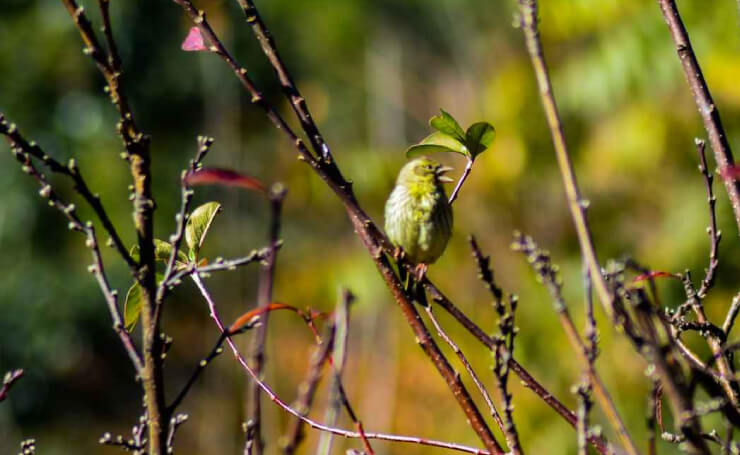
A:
[181,27,207,52]
[227,303,330,335]
[185,168,267,193]
[632,271,680,283]
[719,165,740,181]
[228,303,296,334]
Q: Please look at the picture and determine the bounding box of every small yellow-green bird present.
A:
[384,157,454,270]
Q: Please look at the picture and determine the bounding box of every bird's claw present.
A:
[414,263,428,282]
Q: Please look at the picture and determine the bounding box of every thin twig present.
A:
[280,325,335,454]
[97,0,121,70]
[517,0,615,324]
[0,126,143,372]
[577,268,595,455]
[318,290,375,455]
[247,184,286,455]
[723,293,740,336]
[424,280,610,455]
[656,0,740,235]
[231,0,337,167]
[0,114,136,271]
[695,139,721,299]
[492,294,524,455]
[59,1,164,450]
[448,158,474,205]
[0,369,24,403]
[157,135,214,305]
[190,273,494,455]
[680,272,739,406]
[424,305,508,442]
[166,414,189,452]
[165,247,273,288]
[512,233,639,455]
[646,380,661,455]
[167,332,227,414]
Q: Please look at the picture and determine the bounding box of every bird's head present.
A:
[396,157,454,188]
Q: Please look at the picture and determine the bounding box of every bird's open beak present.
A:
[436,165,455,183]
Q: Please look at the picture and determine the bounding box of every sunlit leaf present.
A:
[184,168,267,193]
[465,122,495,158]
[429,109,466,143]
[185,202,222,256]
[130,239,188,264]
[124,273,165,332]
[406,131,469,158]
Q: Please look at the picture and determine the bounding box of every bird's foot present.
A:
[392,246,405,262]
[414,263,428,282]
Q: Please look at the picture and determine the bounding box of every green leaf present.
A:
[130,239,188,264]
[124,283,142,332]
[406,131,469,158]
[186,202,222,257]
[465,122,495,158]
[123,273,165,331]
[429,109,465,143]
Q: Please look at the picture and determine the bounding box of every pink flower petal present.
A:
[181,27,207,52]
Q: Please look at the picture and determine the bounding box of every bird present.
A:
[384,157,454,279]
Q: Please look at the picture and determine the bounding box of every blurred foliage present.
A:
[1,0,740,453]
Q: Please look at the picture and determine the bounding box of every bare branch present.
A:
[190,273,493,455]
[656,0,740,235]
[248,184,287,455]
[0,369,24,403]
[424,280,610,455]
[512,233,639,455]
[0,123,143,372]
[516,0,615,323]
[694,139,721,299]
[448,158,474,205]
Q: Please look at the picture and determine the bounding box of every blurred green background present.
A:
[2,0,740,453]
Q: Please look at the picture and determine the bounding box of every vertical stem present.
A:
[448,158,474,205]
[517,0,615,323]
[247,185,286,455]
[656,0,740,236]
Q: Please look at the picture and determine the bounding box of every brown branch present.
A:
[681,272,739,406]
[424,305,508,443]
[695,139,721,299]
[0,114,136,272]
[232,0,334,166]
[628,287,710,455]
[492,294,524,455]
[517,0,615,325]
[59,1,164,451]
[247,184,286,455]
[280,326,335,454]
[190,273,494,455]
[512,233,639,455]
[656,0,740,236]
[157,135,214,306]
[0,121,143,373]
[448,158,474,205]
[425,280,610,455]
[723,293,740,336]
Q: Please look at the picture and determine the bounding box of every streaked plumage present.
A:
[384,157,453,265]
